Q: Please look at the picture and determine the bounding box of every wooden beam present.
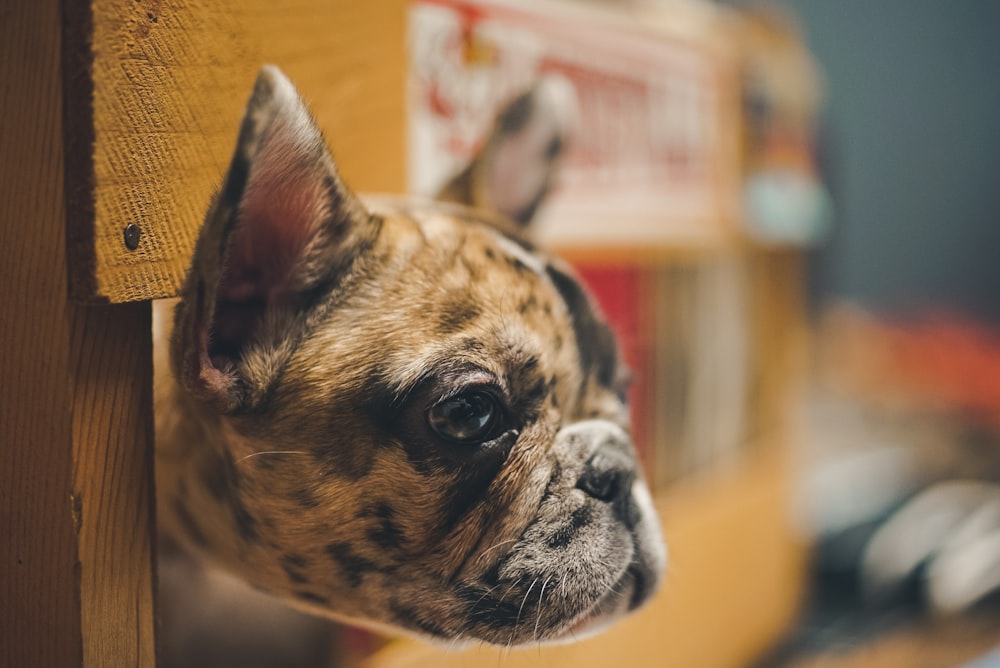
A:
[70,302,157,666]
[1,0,156,665]
[4,2,405,663]
[63,0,407,303]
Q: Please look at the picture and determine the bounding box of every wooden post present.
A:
[0,0,157,666]
[2,1,404,665]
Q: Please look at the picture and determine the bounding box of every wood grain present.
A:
[1,0,157,665]
[1,1,85,664]
[70,302,157,667]
[64,0,406,303]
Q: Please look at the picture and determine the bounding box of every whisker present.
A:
[509,578,538,648]
[471,582,504,611]
[234,450,309,466]
[474,538,518,565]
[443,632,466,655]
[532,574,555,643]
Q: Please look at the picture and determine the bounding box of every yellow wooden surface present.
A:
[63,0,406,303]
[364,446,807,668]
[747,249,807,444]
[1,1,156,665]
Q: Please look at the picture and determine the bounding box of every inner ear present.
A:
[177,65,374,411]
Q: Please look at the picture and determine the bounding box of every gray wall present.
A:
[727,0,1000,322]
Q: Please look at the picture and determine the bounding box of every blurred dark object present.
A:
[758,301,1000,667]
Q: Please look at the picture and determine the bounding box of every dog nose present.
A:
[577,449,640,530]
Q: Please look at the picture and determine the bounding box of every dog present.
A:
[154,65,665,654]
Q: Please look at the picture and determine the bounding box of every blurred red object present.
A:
[886,316,1000,429]
[820,306,1000,430]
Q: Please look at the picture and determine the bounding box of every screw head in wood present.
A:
[123,223,142,250]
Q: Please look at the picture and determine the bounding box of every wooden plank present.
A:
[0,2,85,664]
[746,249,807,445]
[1,0,157,665]
[70,302,157,666]
[64,0,406,303]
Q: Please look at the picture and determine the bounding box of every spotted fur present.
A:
[155,66,665,647]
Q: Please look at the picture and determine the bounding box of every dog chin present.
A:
[547,563,649,645]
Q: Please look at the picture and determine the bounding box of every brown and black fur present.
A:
[155,66,664,650]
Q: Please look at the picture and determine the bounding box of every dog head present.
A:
[164,66,665,646]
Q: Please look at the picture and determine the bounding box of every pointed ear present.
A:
[436,76,578,229]
[174,65,377,412]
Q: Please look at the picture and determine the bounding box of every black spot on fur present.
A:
[282,552,309,568]
[281,553,310,584]
[361,368,440,472]
[480,560,505,588]
[325,542,379,588]
[231,497,258,543]
[506,354,548,423]
[199,450,237,502]
[363,502,405,550]
[289,486,320,509]
[518,295,538,315]
[219,149,250,210]
[523,376,547,404]
[391,602,449,638]
[485,247,496,261]
[571,504,594,529]
[458,337,488,355]
[546,504,593,550]
[548,461,564,488]
[172,498,210,549]
[438,297,482,335]
[294,590,329,606]
[506,255,529,275]
[438,431,517,540]
[545,264,619,392]
[311,423,376,481]
[546,525,574,549]
[461,255,483,281]
[400,446,440,478]
[457,585,524,629]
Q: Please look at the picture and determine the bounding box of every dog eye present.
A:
[426,392,501,445]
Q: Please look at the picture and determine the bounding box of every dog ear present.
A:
[436,76,578,229]
[173,65,377,413]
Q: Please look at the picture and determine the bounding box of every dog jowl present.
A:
[156,65,666,646]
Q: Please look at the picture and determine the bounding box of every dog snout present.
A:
[577,449,640,530]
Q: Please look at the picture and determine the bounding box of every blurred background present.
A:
[756,0,1000,325]
[397,1,1000,666]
